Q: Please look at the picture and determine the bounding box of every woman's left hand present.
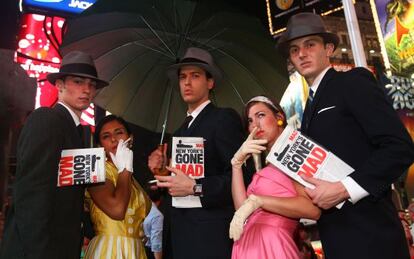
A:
[110,139,134,173]
[229,194,263,240]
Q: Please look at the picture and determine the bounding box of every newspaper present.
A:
[171,137,205,208]
[266,126,354,208]
[57,147,106,187]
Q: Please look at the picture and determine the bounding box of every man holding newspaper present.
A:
[276,12,414,259]
[148,47,244,259]
[0,51,109,259]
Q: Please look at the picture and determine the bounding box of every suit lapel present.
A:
[302,68,336,133]
[185,103,214,136]
[53,103,83,147]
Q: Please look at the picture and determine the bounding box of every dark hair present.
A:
[94,115,132,146]
[242,96,287,131]
[205,71,213,79]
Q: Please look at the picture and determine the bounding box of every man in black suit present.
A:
[0,51,108,259]
[148,47,244,259]
[277,13,414,259]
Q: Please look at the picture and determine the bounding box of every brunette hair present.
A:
[242,95,287,131]
[94,115,132,146]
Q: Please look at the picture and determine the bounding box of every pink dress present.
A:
[232,165,300,259]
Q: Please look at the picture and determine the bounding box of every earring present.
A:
[277,120,284,126]
[127,139,133,149]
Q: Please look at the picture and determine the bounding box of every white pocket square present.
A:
[317,106,336,114]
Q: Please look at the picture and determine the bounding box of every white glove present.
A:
[229,194,263,241]
[231,127,267,168]
[110,139,134,173]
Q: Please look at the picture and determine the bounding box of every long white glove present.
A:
[110,139,133,173]
[229,195,263,240]
[229,194,263,241]
[231,127,267,168]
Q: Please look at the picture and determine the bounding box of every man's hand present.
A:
[155,166,195,197]
[302,176,349,209]
[148,144,169,175]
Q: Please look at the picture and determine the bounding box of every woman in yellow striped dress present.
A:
[84,115,151,259]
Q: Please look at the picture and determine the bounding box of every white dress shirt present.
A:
[186,100,211,128]
[58,101,81,126]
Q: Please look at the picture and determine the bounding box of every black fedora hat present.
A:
[167,47,222,82]
[277,12,339,57]
[47,51,109,89]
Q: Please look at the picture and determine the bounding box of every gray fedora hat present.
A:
[167,47,222,82]
[47,51,109,89]
[277,12,339,57]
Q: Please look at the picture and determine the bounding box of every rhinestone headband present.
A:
[246,96,278,110]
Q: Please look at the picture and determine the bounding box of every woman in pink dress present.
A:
[230,96,321,259]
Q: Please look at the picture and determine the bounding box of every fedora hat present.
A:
[277,12,339,57]
[167,47,222,82]
[47,51,109,89]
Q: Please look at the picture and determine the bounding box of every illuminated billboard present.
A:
[371,0,414,77]
[22,0,97,16]
[371,0,414,202]
[265,0,343,37]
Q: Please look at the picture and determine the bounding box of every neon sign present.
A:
[22,0,96,15]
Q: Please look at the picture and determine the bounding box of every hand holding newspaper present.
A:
[57,147,106,187]
[266,126,354,209]
[171,137,205,208]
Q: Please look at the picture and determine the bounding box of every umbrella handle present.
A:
[153,144,170,176]
[252,153,262,172]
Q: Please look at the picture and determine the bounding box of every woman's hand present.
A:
[110,139,133,173]
[229,194,263,240]
[231,127,267,168]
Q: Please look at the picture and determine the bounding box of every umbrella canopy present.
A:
[0,49,36,122]
[60,0,288,134]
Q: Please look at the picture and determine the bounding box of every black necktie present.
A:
[302,89,314,132]
[307,88,314,107]
[77,124,83,137]
[180,115,193,134]
[77,124,84,145]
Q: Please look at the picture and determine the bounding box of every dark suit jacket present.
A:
[301,68,414,259]
[162,103,243,259]
[0,104,85,259]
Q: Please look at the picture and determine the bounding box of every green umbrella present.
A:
[60,0,288,138]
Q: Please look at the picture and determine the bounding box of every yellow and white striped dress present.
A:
[84,162,151,259]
